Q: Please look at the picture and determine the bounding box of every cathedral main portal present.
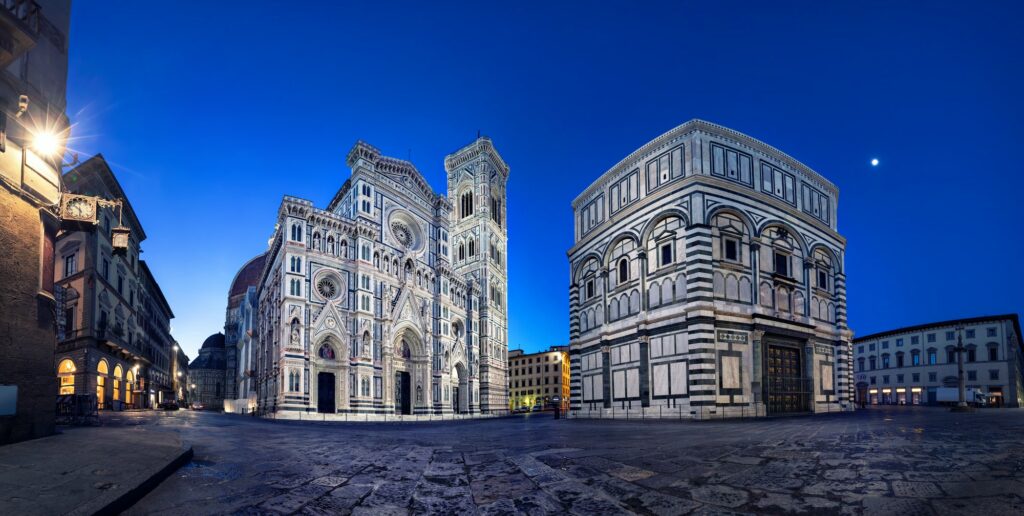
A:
[317,372,335,414]
[395,371,412,415]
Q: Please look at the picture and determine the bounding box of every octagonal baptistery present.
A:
[568,120,853,419]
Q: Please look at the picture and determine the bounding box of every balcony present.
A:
[0,0,40,68]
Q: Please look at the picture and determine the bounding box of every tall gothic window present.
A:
[490,196,502,226]
[461,191,474,219]
[468,239,476,257]
[617,258,629,283]
[458,243,466,261]
[291,223,302,242]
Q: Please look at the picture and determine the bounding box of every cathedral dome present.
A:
[228,253,267,309]
[200,332,225,349]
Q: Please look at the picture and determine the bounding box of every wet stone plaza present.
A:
[115,407,1024,515]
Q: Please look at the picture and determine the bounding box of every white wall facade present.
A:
[254,139,508,417]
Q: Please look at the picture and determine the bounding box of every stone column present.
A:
[601,345,612,409]
[638,335,650,407]
[638,249,648,312]
[751,330,765,405]
[750,243,761,305]
[804,339,816,413]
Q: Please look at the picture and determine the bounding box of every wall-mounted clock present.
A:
[60,194,97,225]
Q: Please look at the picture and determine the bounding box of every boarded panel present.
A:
[721,355,742,390]
[627,369,639,398]
[670,362,687,395]
[653,364,669,396]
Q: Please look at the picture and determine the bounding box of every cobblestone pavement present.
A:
[113,406,1024,515]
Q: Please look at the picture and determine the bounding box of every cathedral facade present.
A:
[254,138,509,417]
[568,120,853,418]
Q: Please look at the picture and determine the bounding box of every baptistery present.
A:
[568,120,852,418]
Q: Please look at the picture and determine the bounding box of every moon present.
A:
[871,158,879,167]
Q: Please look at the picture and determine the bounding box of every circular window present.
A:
[316,277,339,299]
[391,221,413,247]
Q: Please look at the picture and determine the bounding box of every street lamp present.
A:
[951,325,972,412]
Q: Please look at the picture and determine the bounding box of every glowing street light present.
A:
[31,129,62,158]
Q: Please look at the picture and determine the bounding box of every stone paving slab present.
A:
[0,425,192,515]
[102,406,1024,515]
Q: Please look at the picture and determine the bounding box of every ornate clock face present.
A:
[391,221,413,247]
[65,196,95,221]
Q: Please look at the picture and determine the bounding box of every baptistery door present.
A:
[766,344,809,414]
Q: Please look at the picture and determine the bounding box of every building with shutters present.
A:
[508,346,570,410]
[568,120,853,418]
[853,314,1023,407]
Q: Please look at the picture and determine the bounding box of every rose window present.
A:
[391,221,413,247]
[316,277,339,299]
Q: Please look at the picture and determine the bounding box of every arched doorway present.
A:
[453,363,468,414]
[96,360,109,409]
[57,359,76,395]
[393,335,413,413]
[316,340,339,413]
[393,329,420,415]
[125,369,135,407]
[113,365,123,406]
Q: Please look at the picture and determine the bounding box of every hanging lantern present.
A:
[111,225,130,253]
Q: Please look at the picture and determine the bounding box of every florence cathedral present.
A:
[252,138,509,417]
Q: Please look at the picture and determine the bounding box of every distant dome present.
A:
[228,253,267,305]
[201,333,225,349]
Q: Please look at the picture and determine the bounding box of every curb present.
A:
[89,441,193,516]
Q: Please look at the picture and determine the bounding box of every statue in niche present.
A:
[290,319,300,346]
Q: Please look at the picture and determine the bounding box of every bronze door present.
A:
[766,345,809,414]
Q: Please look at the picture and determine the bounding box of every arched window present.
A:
[319,343,336,360]
[461,191,474,219]
[291,224,303,242]
[869,356,876,370]
[458,244,465,261]
[468,239,475,257]
[857,357,865,372]
[361,377,370,396]
[608,237,636,288]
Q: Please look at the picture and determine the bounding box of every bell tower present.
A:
[445,137,509,413]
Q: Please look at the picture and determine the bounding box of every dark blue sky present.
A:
[66,2,1023,359]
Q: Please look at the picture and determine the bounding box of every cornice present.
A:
[444,137,510,178]
[571,119,839,209]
